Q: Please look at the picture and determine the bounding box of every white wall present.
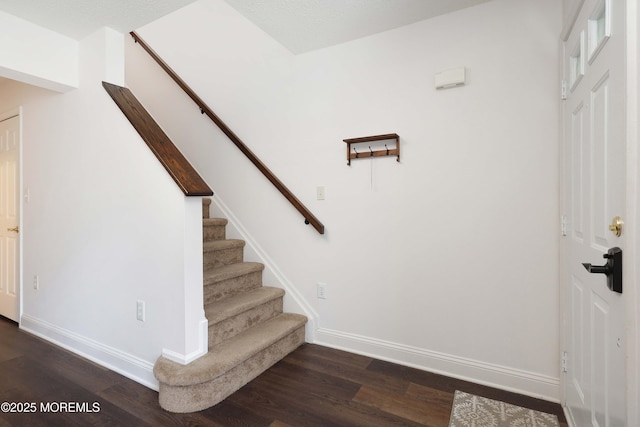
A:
[0,27,206,388]
[0,10,78,92]
[130,0,562,400]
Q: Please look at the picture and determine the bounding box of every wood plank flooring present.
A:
[0,317,568,426]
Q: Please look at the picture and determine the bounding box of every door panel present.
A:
[590,73,610,250]
[571,102,585,241]
[0,114,20,322]
[570,278,585,399]
[591,291,609,427]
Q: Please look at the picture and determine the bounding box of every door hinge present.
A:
[561,351,568,373]
[561,215,568,236]
[561,80,568,100]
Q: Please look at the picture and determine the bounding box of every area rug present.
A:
[449,390,559,427]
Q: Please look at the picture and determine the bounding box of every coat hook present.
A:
[385,144,389,155]
[369,146,374,156]
[200,107,205,114]
[354,147,359,158]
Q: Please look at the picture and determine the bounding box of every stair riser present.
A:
[204,271,263,304]
[158,327,306,413]
[208,298,283,346]
[203,225,225,241]
[204,247,243,268]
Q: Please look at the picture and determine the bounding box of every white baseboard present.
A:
[161,318,208,365]
[563,405,576,427]
[314,327,560,403]
[20,314,159,391]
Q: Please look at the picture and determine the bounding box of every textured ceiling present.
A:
[0,0,196,40]
[224,0,493,54]
[0,0,492,52]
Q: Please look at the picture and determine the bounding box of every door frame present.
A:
[626,1,640,425]
[0,106,23,323]
[560,0,638,425]
[622,1,639,424]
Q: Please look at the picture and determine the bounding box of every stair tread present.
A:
[205,286,284,324]
[204,262,264,284]
[203,218,227,226]
[154,313,307,386]
[204,239,245,251]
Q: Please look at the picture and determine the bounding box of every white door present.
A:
[562,0,626,426]
[0,114,20,322]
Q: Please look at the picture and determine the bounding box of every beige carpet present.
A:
[449,391,559,427]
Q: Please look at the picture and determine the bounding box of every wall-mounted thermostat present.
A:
[435,67,466,89]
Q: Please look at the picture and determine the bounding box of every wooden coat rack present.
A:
[343,133,400,166]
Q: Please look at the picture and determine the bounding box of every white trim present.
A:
[625,1,640,425]
[20,314,158,390]
[0,107,20,122]
[315,327,561,403]
[18,108,23,326]
[210,195,319,341]
[562,0,587,41]
[586,0,611,64]
[161,318,208,365]
[1,107,22,324]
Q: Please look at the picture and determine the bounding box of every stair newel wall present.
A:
[102,79,212,366]
[176,196,208,363]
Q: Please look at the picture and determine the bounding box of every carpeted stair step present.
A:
[154,197,307,413]
[205,286,284,346]
[204,239,245,268]
[204,262,264,304]
[203,218,227,241]
[154,312,307,413]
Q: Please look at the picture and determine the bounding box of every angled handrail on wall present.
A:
[129,31,324,235]
[103,81,213,197]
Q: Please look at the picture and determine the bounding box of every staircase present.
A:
[153,198,307,413]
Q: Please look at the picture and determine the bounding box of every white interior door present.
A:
[0,114,20,322]
[562,0,626,426]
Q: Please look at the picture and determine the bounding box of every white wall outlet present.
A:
[317,283,328,299]
[316,186,325,200]
[33,275,39,290]
[136,300,146,321]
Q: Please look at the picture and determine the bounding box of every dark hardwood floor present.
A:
[0,317,568,426]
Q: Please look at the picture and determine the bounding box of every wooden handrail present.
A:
[103,81,213,197]
[130,31,325,235]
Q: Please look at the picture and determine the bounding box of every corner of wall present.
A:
[0,10,79,91]
[181,196,208,362]
[162,318,208,365]
[79,27,125,87]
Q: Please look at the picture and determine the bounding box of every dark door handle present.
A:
[582,247,622,293]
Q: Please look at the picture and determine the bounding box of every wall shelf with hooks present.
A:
[343,133,399,166]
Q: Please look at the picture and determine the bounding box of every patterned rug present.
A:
[449,390,559,427]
